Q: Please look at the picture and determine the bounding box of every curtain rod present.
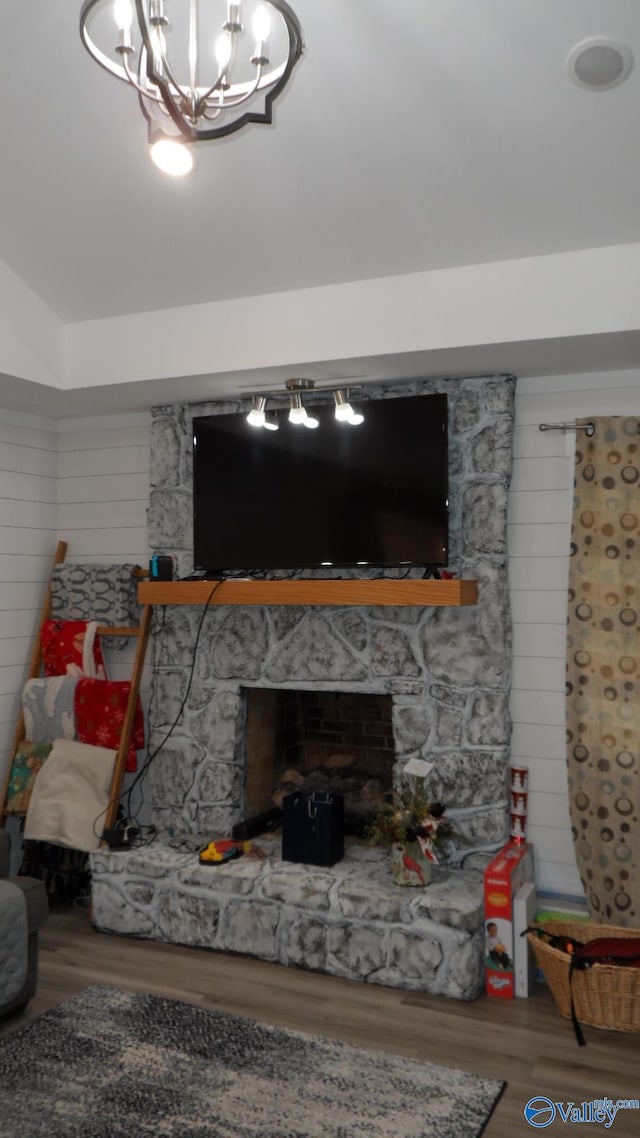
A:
[539,421,595,436]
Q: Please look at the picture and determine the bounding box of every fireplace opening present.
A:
[240,688,395,836]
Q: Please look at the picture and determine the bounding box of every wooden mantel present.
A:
[138,578,477,607]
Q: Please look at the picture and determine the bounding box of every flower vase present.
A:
[390,840,433,887]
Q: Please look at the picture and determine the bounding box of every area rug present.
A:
[0,985,505,1138]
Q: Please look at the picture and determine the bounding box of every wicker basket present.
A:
[528,920,640,1033]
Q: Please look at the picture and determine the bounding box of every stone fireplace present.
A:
[90,374,516,1000]
[142,374,514,855]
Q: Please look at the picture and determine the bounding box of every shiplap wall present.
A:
[0,409,151,839]
[55,410,151,682]
[0,410,58,787]
[509,368,640,899]
[55,412,152,824]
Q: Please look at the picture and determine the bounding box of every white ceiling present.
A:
[3,0,640,416]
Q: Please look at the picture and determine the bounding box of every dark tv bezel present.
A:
[192,392,449,574]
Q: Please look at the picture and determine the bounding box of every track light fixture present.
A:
[244,379,364,430]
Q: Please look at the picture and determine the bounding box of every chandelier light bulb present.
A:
[150,137,194,176]
[303,414,319,429]
[252,5,271,42]
[347,409,364,426]
[114,0,133,30]
[263,414,279,431]
[215,32,233,71]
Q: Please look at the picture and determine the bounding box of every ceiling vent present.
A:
[567,37,634,90]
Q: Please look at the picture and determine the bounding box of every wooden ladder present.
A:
[0,540,152,836]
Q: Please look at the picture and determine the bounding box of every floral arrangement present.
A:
[367,782,456,864]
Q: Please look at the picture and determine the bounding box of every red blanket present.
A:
[42,619,106,679]
[74,679,143,772]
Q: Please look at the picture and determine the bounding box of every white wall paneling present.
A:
[0,409,152,825]
[0,410,57,789]
[55,412,152,822]
[509,367,640,899]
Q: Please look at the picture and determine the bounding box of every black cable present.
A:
[123,603,168,824]
[122,579,224,823]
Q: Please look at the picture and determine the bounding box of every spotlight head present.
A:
[289,392,307,424]
[334,389,364,425]
[247,396,267,428]
[334,389,352,421]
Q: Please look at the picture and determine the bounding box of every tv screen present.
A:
[193,392,448,573]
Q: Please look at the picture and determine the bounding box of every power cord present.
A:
[120,579,224,827]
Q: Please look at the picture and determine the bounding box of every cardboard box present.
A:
[484,840,534,998]
[513,880,537,997]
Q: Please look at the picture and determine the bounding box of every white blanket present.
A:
[24,739,117,852]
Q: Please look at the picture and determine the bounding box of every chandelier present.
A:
[80,1,303,174]
[246,380,365,431]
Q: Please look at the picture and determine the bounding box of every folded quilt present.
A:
[23,676,78,743]
[5,741,53,815]
[50,563,140,649]
[24,739,117,853]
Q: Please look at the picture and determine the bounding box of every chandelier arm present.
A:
[193,66,231,107]
[195,29,241,105]
[150,33,196,110]
[200,106,224,122]
[122,51,164,103]
[134,6,200,118]
[202,67,263,111]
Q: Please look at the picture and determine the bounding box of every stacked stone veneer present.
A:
[90,374,516,998]
[91,838,486,999]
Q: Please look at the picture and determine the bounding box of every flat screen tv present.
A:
[192,392,449,573]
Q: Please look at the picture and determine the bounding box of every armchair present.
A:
[0,829,48,1019]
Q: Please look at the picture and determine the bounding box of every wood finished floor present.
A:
[2,906,639,1137]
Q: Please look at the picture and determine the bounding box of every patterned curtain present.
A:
[567,416,640,926]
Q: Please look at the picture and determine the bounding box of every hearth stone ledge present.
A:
[90,837,486,1001]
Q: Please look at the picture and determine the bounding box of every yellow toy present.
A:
[199,839,250,864]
